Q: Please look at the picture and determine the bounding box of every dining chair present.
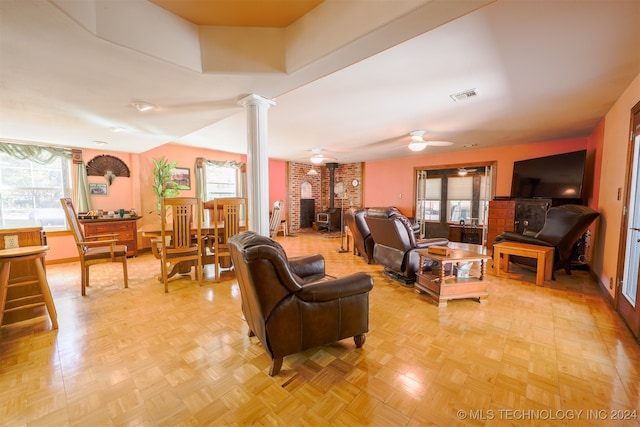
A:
[60,197,129,296]
[158,197,203,292]
[209,197,246,282]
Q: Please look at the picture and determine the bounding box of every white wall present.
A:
[592,72,640,299]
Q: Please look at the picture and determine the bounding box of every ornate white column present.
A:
[238,94,275,236]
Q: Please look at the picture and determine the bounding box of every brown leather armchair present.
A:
[344,207,374,263]
[365,207,449,284]
[229,231,374,376]
[493,204,600,275]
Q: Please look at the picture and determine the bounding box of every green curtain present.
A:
[76,162,92,212]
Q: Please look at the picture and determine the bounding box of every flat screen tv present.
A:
[510,150,586,201]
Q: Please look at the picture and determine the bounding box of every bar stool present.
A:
[0,245,58,329]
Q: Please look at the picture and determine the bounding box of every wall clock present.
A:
[351,179,360,187]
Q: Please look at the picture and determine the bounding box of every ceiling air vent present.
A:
[450,88,478,102]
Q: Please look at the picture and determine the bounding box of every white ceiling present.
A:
[1,0,639,164]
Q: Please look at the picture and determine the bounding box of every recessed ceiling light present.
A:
[110,126,126,133]
[131,101,158,112]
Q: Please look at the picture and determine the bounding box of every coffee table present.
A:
[415,248,491,307]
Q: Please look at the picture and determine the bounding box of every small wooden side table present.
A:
[415,248,491,307]
[0,245,58,329]
[492,242,554,286]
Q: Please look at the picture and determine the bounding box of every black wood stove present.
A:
[316,163,342,232]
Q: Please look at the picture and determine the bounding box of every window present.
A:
[414,164,493,229]
[204,163,240,200]
[447,176,472,223]
[0,152,72,230]
[416,173,441,222]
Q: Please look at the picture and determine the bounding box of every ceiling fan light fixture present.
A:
[310,154,324,164]
[458,169,468,176]
[408,141,428,151]
[408,130,428,151]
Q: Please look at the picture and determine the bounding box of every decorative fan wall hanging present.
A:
[86,154,130,185]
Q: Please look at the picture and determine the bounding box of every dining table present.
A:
[138,219,247,279]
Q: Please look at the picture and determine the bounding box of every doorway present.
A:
[617,101,640,341]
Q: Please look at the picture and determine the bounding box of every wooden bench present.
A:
[492,242,554,286]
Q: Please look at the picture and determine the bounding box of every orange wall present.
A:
[363,138,588,216]
[269,158,287,215]
[81,148,140,213]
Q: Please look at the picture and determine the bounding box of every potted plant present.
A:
[151,157,190,214]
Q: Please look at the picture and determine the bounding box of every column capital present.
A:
[238,93,275,108]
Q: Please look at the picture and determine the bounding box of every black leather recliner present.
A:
[365,207,449,284]
[229,231,374,375]
[493,204,600,275]
[344,207,374,263]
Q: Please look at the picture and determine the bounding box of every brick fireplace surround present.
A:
[285,162,363,233]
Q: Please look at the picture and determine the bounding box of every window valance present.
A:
[0,141,72,164]
[195,158,245,170]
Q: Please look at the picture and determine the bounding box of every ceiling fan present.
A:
[457,167,477,176]
[306,148,338,165]
[408,131,454,151]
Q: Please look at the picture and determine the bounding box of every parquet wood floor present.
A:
[1,235,638,426]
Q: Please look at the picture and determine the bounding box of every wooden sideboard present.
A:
[0,221,47,325]
[80,217,141,257]
[448,224,484,245]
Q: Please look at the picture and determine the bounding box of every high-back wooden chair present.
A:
[269,200,283,238]
[159,197,203,292]
[60,197,128,296]
[210,197,246,282]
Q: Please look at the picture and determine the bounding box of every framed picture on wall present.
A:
[170,167,191,189]
[89,183,108,195]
